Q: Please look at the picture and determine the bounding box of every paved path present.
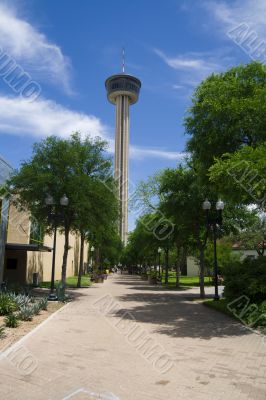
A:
[0,274,265,400]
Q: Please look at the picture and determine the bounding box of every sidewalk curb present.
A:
[0,301,71,359]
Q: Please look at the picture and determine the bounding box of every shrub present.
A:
[149,270,158,279]
[18,306,34,321]
[4,314,19,328]
[6,283,32,296]
[0,294,17,315]
[247,300,266,327]
[223,256,266,302]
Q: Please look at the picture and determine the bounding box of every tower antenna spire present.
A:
[122,47,125,73]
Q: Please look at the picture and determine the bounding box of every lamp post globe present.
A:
[45,194,54,206]
[202,198,211,210]
[60,194,69,207]
[216,199,225,210]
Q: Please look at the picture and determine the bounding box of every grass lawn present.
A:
[203,298,234,318]
[203,299,266,333]
[160,273,213,288]
[40,274,91,289]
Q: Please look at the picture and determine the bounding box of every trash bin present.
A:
[32,272,39,287]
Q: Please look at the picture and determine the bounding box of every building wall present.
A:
[5,203,89,284]
[0,198,10,283]
[232,249,258,260]
[187,256,199,276]
[186,249,260,278]
[7,203,30,244]
[4,249,27,284]
[26,232,89,283]
[0,156,13,283]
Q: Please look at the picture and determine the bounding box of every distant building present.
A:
[186,244,264,277]
[0,155,13,283]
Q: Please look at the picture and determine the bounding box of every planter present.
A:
[93,274,104,283]
[148,276,157,285]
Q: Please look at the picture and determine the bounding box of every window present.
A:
[30,220,44,245]
[6,258,17,270]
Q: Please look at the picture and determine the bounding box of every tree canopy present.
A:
[185,62,266,171]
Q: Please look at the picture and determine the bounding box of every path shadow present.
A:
[111,277,250,340]
[113,276,192,292]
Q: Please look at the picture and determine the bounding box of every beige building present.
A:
[2,201,88,285]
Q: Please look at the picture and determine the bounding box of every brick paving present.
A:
[0,274,265,400]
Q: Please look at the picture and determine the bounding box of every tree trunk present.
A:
[61,225,70,289]
[180,245,188,275]
[77,232,85,288]
[199,246,205,299]
[96,247,100,272]
[176,245,180,288]
[165,248,169,286]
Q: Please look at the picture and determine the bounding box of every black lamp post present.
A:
[158,247,162,279]
[45,194,69,301]
[202,198,224,301]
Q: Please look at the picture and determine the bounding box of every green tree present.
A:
[158,166,209,297]
[74,175,119,287]
[135,165,256,297]
[234,217,266,257]
[209,143,266,210]
[8,133,116,288]
[185,62,266,173]
[204,240,241,276]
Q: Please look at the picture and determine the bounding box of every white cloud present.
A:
[172,84,185,90]
[154,49,218,73]
[0,3,72,93]
[0,95,108,139]
[0,94,180,161]
[154,48,228,90]
[130,145,185,161]
[203,0,266,36]
[154,48,220,74]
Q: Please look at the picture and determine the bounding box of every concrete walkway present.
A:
[0,274,265,400]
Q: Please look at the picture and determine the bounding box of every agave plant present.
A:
[39,297,48,311]
[4,313,19,328]
[31,302,42,315]
[9,293,31,309]
[17,306,34,321]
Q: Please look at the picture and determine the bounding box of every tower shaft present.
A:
[115,95,129,244]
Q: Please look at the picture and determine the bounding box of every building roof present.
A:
[6,243,52,252]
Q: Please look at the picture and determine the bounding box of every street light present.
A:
[202,198,224,301]
[158,247,162,279]
[118,262,122,274]
[90,245,95,270]
[45,194,69,301]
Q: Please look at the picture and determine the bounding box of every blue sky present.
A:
[0,0,263,229]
